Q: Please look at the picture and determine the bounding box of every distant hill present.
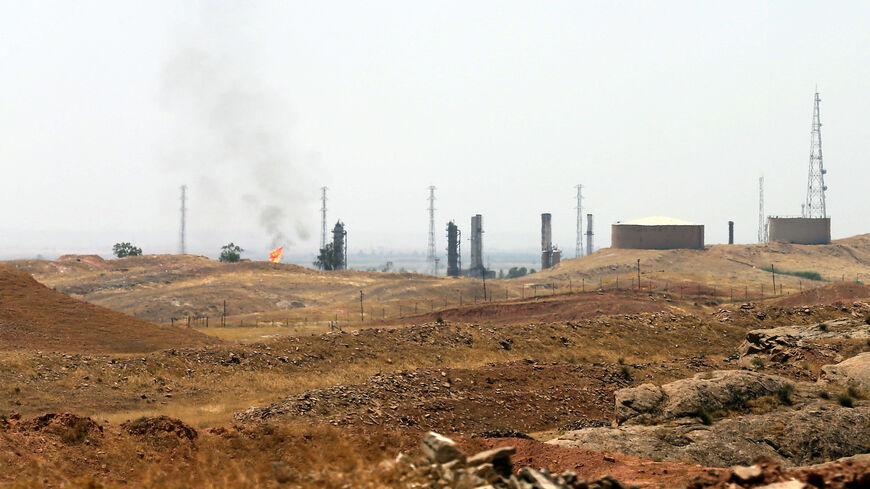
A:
[0,265,218,353]
[527,234,870,292]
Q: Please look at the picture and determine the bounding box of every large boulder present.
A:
[737,318,870,365]
[615,370,790,424]
[552,401,870,468]
[820,352,870,391]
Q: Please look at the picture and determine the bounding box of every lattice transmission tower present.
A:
[319,187,328,249]
[757,176,765,243]
[426,186,438,275]
[574,184,583,258]
[805,90,828,218]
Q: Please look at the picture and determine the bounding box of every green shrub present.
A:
[435,315,445,325]
[847,385,864,399]
[696,408,713,425]
[776,383,795,406]
[751,357,766,368]
[760,266,823,281]
[837,394,854,408]
[620,365,633,381]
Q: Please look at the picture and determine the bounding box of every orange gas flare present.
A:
[268,247,283,263]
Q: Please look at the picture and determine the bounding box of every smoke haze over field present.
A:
[2,2,870,261]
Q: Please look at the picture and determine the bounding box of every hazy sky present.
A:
[2,1,869,260]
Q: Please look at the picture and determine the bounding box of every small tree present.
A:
[314,243,342,270]
[112,242,142,258]
[219,243,243,263]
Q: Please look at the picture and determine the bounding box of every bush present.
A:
[619,365,633,380]
[837,394,854,408]
[847,385,864,399]
[506,267,529,279]
[760,265,823,281]
[776,383,795,406]
[751,357,766,368]
[112,242,142,258]
[696,408,713,425]
[435,315,445,325]
[219,243,244,263]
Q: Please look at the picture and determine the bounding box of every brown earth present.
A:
[370,289,674,327]
[767,281,870,307]
[235,358,718,434]
[0,265,217,353]
[460,437,723,488]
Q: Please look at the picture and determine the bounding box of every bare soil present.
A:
[0,265,216,353]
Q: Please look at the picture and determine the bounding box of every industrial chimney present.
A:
[541,213,553,270]
[332,221,347,270]
[446,221,461,277]
[728,221,734,245]
[586,214,594,256]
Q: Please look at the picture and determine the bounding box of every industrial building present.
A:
[611,216,704,250]
[540,213,561,269]
[332,221,347,270]
[463,214,494,279]
[768,217,830,245]
[446,220,461,277]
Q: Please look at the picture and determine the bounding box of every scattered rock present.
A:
[422,431,466,464]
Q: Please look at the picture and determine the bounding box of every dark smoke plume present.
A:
[161,20,312,250]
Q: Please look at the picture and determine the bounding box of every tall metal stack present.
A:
[728,221,734,244]
[541,213,554,269]
[332,221,347,270]
[446,221,461,277]
[585,214,594,256]
[469,214,483,274]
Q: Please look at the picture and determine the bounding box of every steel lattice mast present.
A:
[758,176,765,243]
[574,184,583,258]
[319,187,328,249]
[179,185,187,254]
[805,91,828,218]
[426,186,437,275]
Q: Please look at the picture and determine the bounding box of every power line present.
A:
[320,186,328,249]
[574,184,583,257]
[426,186,437,275]
[179,185,187,254]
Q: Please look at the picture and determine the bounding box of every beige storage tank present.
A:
[611,216,704,250]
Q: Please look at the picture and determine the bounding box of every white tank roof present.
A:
[615,216,698,226]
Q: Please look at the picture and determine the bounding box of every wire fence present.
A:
[174,272,847,330]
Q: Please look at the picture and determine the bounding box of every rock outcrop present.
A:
[552,401,870,468]
[820,352,870,391]
[616,370,790,424]
[737,318,870,365]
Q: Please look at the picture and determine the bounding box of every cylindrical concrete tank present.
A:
[611,216,704,250]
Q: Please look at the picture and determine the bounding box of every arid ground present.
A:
[2,237,870,488]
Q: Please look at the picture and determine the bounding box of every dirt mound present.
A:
[0,265,218,353]
[769,282,870,307]
[122,416,198,440]
[19,412,103,445]
[235,361,631,433]
[378,290,673,326]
